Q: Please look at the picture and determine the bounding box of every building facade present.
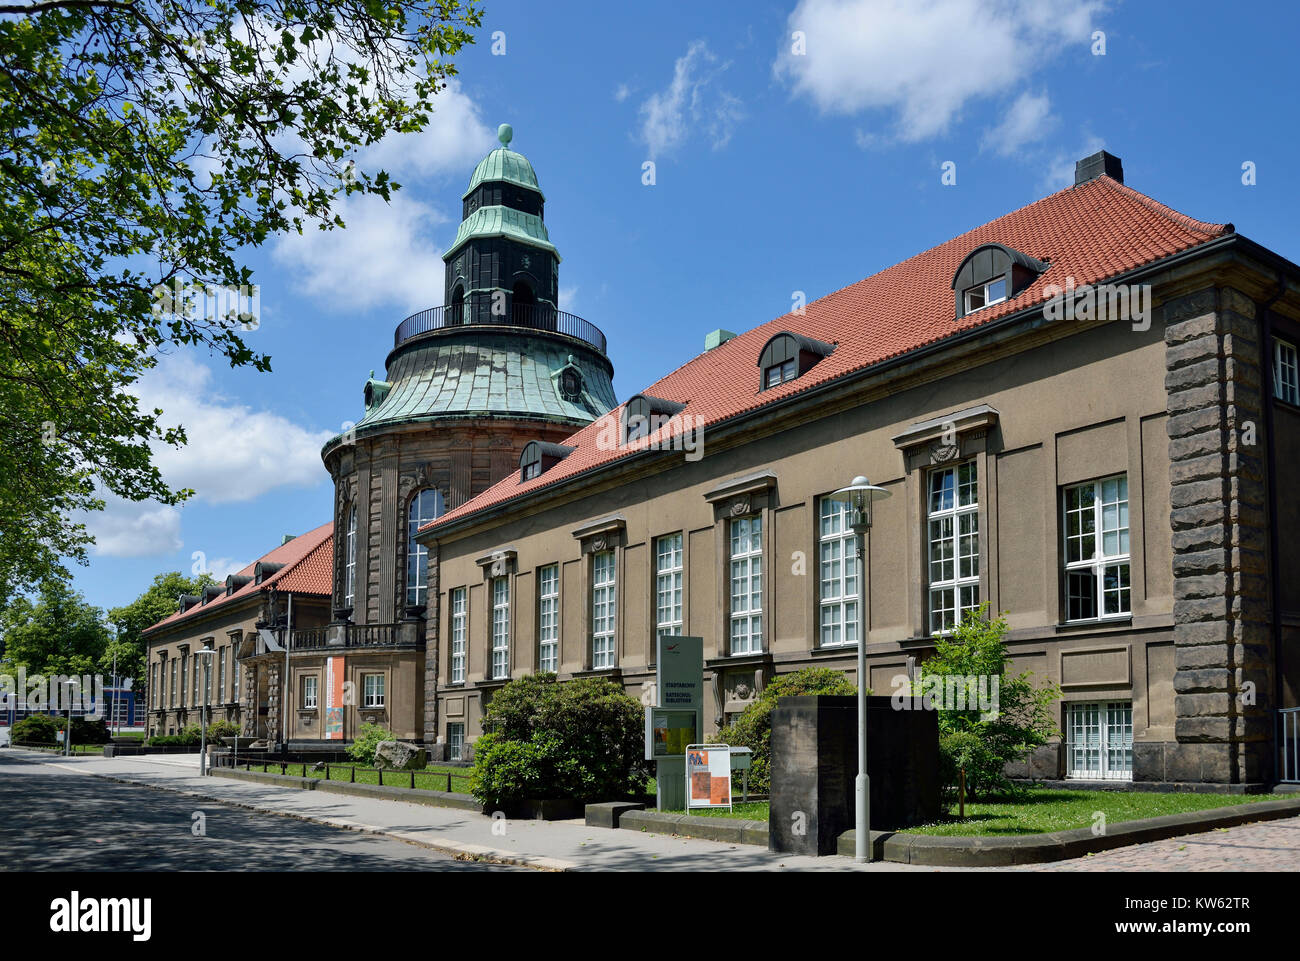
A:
[142,524,332,739]
[420,152,1300,787]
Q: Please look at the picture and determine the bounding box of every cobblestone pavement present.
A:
[1023,815,1300,871]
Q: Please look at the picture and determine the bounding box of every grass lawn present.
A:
[901,789,1292,837]
[241,760,474,793]
[657,801,770,820]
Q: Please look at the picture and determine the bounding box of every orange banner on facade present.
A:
[325,656,344,740]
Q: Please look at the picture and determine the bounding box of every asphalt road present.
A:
[0,753,509,872]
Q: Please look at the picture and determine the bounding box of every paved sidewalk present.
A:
[7,751,924,872]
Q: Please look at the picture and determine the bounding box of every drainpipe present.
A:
[283,592,293,750]
[1257,275,1287,785]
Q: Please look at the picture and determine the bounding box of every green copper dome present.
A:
[462,124,545,200]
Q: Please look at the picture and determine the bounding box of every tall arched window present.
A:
[344,506,357,609]
[406,488,445,608]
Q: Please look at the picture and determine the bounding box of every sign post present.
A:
[647,636,703,811]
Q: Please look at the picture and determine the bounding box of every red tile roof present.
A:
[424,175,1228,534]
[142,522,334,636]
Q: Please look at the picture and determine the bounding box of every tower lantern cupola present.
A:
[444,123,560,327]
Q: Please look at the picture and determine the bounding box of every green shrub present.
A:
[469,673,647,805]
[206,719,240,741]
[11,714,110,745]
[712,667,857,794]
[11,714,60,744]
[146,723,202,747]
[347,722,400,766]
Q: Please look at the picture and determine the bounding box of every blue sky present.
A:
[70,0,1300,612]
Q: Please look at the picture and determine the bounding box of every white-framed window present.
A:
[538,565,559,673]
[449,587,467,683]
[406,488,445,607]
[362,673,385,708]
[1066,701,1133,780]
[655,534,684,639]
[448,722,465,761]
[592,551,617,669]
[819,497,859,647]
[1063,474,1131,621]
[1275,337,1299,405]
[151,663,158,708]
[217,647,226,701]
[169,660,177,708]
[180,654,188,705]
[344,506,357,609]
[928,462,980,634]
[963,276,1007,314]
[233,653,240,702]
[302,675,318,710]
[490,575,510,679]
[764,359,796,388]
[729,516,763,654]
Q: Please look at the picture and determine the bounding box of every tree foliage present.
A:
[0,578,111,677]
[0,0,482,597]
[107,569,214,686]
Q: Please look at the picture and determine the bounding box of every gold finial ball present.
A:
[497,123,513,147]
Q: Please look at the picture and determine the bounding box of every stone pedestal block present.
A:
[769,695,939,856]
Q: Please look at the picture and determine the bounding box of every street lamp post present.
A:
[196,648,216,776]
[827,475,891,863]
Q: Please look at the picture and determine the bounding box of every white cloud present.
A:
[86,500,183,559]
[982,91,1056,156]
[358,80,496,182]
[639,41,745,158]
[140,354,334,504]
[776,0,1101,142]
[614,83,632,103]
[558,285,579,311]
[272,190,448,313]
[84,354,334,558]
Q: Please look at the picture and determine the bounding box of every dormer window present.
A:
[622,394,686,446]
[520,440,575,482]
[963,277,1007,314]
[756,331,835,392]
[952,243,1047,319]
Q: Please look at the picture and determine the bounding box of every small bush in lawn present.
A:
[470,673,647,805]
[714,667,857,794]
[347,722,400,766]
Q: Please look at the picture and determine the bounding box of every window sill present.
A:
[705,651,772,670]
[809,644,858,656]
[1056,616,1133,633]
[572,667,622,680]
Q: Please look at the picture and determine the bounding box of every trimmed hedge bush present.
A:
[469,673,647,805]
[147,723,202,747]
